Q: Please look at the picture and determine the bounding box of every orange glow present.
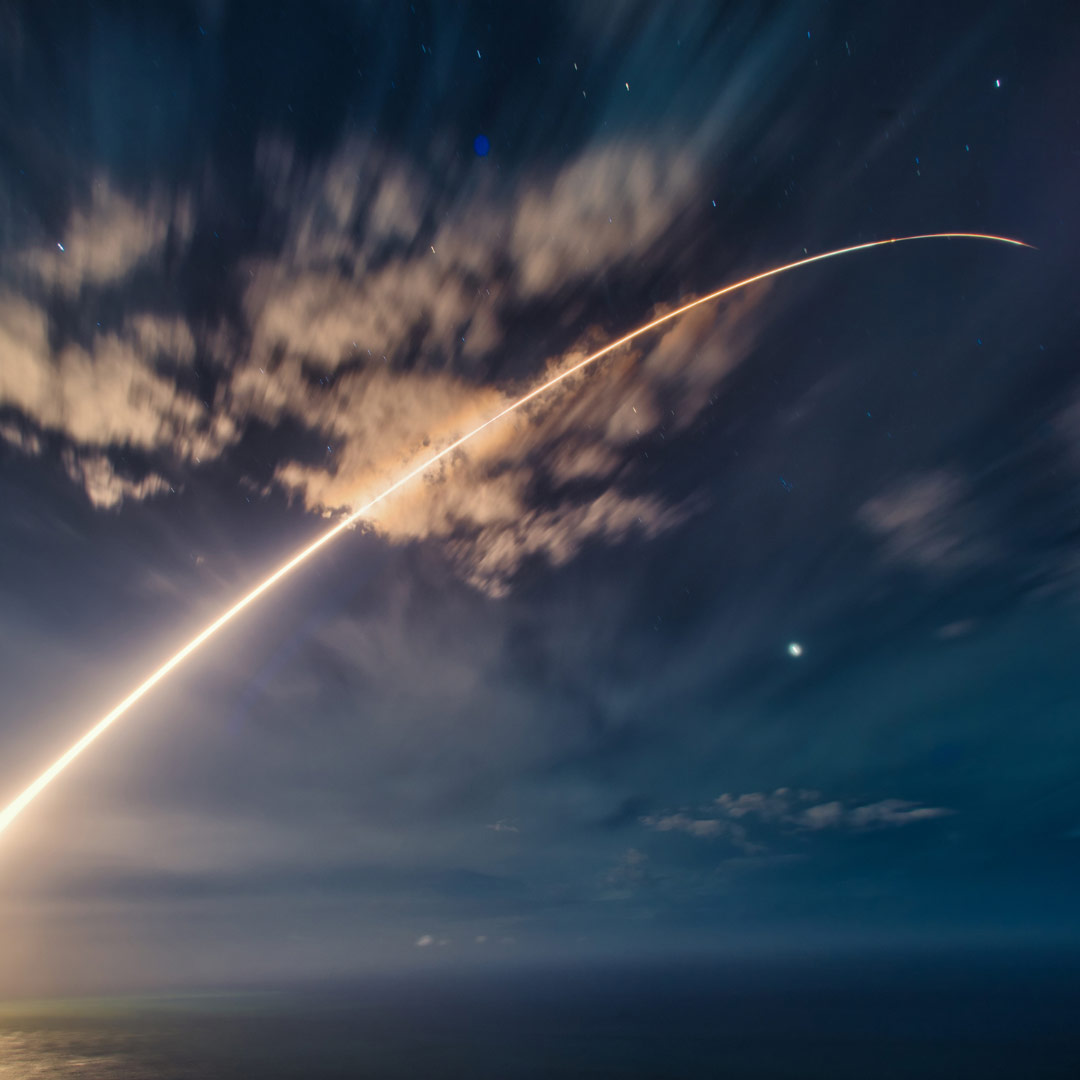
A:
[0,232,1032,840]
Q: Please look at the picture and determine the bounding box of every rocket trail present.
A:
[0,232,1032,840]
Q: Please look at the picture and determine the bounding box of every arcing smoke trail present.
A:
[0,233,1032,840]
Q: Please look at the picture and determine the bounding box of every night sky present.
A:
[0,0,1078,1009]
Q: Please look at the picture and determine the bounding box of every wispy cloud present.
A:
[639,812,762,855]
[602,847,655,894]
[858,471,988,572]
[841,799,954,829]
[644,787,953,849]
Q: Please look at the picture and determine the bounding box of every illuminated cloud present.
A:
[0,295,235,506]
[0,293,50,399]
[17,181,193,295]
[242,140,703,369]
[508,145,699,296]
[220,138,760,592]
[0,419,42,456]
[0,133,758,591]
[61,450,173,510]
[244,259,484,371]
[32,337,207,452]
[125,315,197,368]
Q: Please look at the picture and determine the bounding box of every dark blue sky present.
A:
[0,1,1077,996]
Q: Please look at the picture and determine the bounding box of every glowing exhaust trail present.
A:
[0,232,1032,840]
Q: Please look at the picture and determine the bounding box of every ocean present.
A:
[2,953,1078,1078]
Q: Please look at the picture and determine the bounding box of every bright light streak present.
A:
[0,232,1032,840]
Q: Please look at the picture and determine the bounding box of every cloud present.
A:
[1059,392,1080,466]
[414,934,434,947]
[244,137,491,370]
[602,847,655,893]
[842,799,954,829]
[0,177,206,513]
[246,344,692,594]
[0,173,206,516]
[227,133,763,593]
[0,419,42,456]
[240,139,708,372]
[253,135,425,272]
[126,315,197,368]
[643,813,728,839]
[61,450,173,510]
[17,181,192,295]
[0,134,760,594]
[244,258,484,371]
[508,145,699,297]
[451,489,686,597]
[235,255,755,595]
[644,788,952,848]
[486,820,519,834]
[723,789,953,833]
[640,813,761,855]
[37,337,210,453]
[0,293,51,398]
[715,790,795,822]
[228,356,670,595]
[858,471,987,572]
[799,801,845,830]
[1040,394,1080,602]
[0,292,235,506]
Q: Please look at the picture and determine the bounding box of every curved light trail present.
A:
[0,232,1032,840]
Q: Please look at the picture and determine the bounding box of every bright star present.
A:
[788,642,803,657]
